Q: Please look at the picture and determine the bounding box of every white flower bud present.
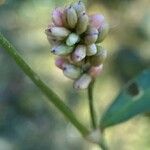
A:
[74,74,92,89]
[63,64,81,79]
[86,44,97,56]
[66,6,78,29]
[66,33,80,46]
[73,0,86,15]
[51,44,74,56]
[50,27,70,38]
[72,45,86,62]
[76,12,89,34]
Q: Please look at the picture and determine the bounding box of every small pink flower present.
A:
[52,8,64,27]
[55,57,67,69]
[90,14,104,29]
[88,64,103,78]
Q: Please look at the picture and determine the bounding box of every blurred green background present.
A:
[0,0,150,150]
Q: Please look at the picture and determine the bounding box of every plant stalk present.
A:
[88,79,97,129]
[99,133,108,150]
[0,32,89,137]
[88,80,108,150]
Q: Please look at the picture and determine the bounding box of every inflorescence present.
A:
[45,1,109,89]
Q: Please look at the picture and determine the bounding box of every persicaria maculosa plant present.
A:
[1,0,149,150]
[45,0,109,89]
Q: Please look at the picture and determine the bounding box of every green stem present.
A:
[88,79,97,129]
[99,133,108,150]
[88,80,108,150]
[0,32,89,136]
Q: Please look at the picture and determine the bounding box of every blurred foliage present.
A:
[0,0,150,150]
[113,46,147,83]
[88,0,136,9]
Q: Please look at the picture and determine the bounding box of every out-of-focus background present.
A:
[0,0,150,150]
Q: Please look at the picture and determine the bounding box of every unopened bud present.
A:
[90,46,107,66]
[86,44,97,56]
[67,6,78,29]
[73,0,86,15]
[45,28,62,44]
[90,14,104,29]
[63,64,81,79]
[74,74,92,89]
[76,12,89,34]
[61,9,69,28]
[51,44,74,56]
[84,27,98,44]
[55,57,68,69]
[52,8,63,26]
[66,33,80,46]
[50,27,70,38]
[88,64,103,78]
[72,45,86,62]
[97,22,109,43]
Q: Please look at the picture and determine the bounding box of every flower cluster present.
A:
[45,1,109,89]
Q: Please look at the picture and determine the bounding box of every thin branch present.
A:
[88,80,108,150]
[88,79,97,129]
[0,32,89,137]
[99,131,108,150]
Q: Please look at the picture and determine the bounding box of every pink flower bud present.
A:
[88,64,103,78]
[90,14,105,29]
[97,22,109,43]
[72,45,86,62]
[61,9,69,28]
[84,27,98,45]
[55,57,68,69]
[52,8,64,26]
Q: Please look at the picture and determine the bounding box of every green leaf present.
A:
[100,69,150,129]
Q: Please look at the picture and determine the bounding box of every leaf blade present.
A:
[100,69,150,129]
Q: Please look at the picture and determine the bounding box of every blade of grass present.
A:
[0,32,89,136]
